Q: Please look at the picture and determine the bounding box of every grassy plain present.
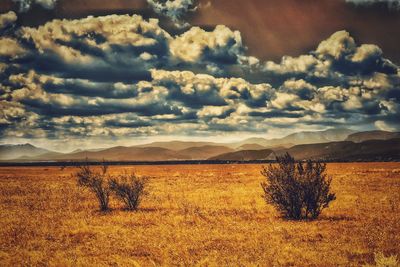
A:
[0,163,399,266]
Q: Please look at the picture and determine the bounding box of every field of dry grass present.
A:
[0,163,399,266]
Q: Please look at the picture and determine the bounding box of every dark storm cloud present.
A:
[15,51,153,83]
[346,0,400,9]
[42,79,139,99]
[248,110,304,119]
[18,98,183,117]
[103,119,153,128]
[155,79,228,108]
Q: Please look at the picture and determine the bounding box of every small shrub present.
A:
[261,153,336,220]
[363,252,399,267]
[76,163,111,211]
[109,173,147,211]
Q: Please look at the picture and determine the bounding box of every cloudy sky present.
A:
[0,0,399,150]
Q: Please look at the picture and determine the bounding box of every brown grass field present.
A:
[0,163,399,266]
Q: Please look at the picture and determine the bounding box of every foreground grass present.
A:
[0,163,399,266]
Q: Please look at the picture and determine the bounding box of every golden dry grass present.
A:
[0,163,399,266]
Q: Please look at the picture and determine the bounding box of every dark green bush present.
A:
[261,153,336,220]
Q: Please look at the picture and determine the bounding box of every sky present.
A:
[0,0,399,151]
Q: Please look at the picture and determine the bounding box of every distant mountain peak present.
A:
[0,143,51,161]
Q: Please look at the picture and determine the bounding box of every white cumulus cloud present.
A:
[0,11,17,31]
[147,0,197,28]
[12,0,58,12]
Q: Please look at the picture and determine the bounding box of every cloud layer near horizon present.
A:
[0,11,399,147]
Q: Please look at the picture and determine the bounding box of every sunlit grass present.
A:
[0,163,399,266]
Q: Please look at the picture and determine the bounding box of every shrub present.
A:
[109,173,147,211]
[363,252,399,267]
[76,163,111,211]
[261,153,336,220]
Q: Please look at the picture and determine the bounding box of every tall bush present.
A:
[261,153,336,220]
[76,163,111,211]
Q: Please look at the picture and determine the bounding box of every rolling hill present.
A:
[17,145,235,162]
[178,145,234,160]
[345,131,400,143]
[235,144,266,151]
[135,141,224,151]
[52,146,188,161]
[209,149,274,161]
[266,128,354,147]
[272,138,400,161]
[234,128,354,148]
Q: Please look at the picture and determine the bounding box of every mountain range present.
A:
[1,129,399,162]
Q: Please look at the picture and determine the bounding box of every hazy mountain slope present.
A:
[234,137,270,147]
[236,144,266,151]
[209,149,274,161]
[273,138,400,161]
[17,151,65,161]
[235,128,354,148]
[31,145,234,161]
[30,146,188,161]
[270,128,354,146]
[178,146,234,160]
[272,142,356,160]
[0,144,51,160]
[135,141,225,151]
[345,131,400,143]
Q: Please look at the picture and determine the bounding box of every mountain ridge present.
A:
[1,129,399,162]
[345,131,400,143]
[209,149,274,161]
